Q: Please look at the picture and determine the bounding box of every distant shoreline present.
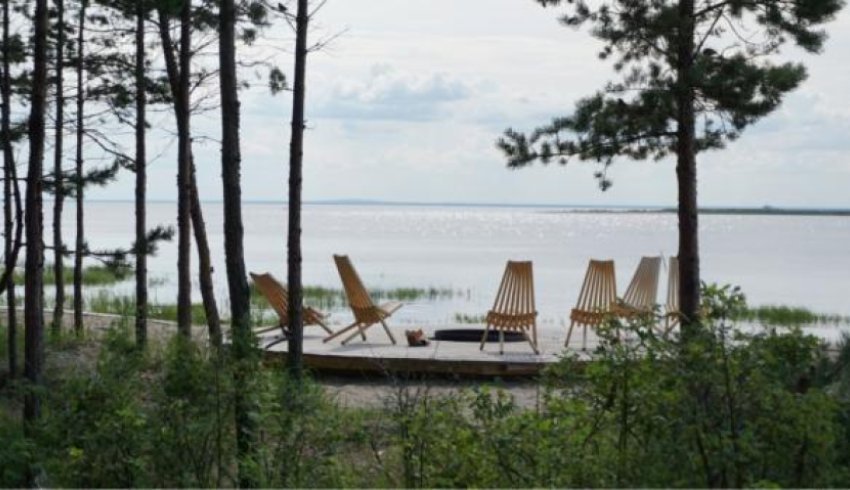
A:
[78,199,850,216]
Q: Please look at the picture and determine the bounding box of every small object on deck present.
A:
[405,328,430,347]
[249,271,333,349]
[323,255,403,345]
[479,260,539,355]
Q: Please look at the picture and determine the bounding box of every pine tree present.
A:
[73,0,87,335]
[498,0,844,331]
[2,0,24,378]
[24,0,49,440]
[51,0,68,335]
[286,0,309,378]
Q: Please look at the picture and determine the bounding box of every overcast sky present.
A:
[92,0,850,208]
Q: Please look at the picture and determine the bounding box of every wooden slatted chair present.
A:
[663,256,680,335]
[323,255,402,345]
[615,256,661,317]
[249,272,333,349]
[565,259,617,350]
[479,261,539,355]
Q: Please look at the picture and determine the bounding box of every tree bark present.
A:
[2,0,20,377]
[73,0,85,335]
[676,0,700,334]
[189,157,221,346]
[286,0,309,378]
[175,0,193,337]
[24,0,49,435]
[156,3,193,337]
[134,0,147,348]
[52,0,66,335]
[219,0,256,484]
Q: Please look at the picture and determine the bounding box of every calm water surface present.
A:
[49,202,850,326]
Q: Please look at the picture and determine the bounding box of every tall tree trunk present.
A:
[134,0,147,348]
[2,0,19,377]
[175,0,193,337]
[286,0,309,378]
[158,2,202,338]
[73,0,85,335]
[676,0,700,334]
[24,0,49,438]
[219,0,256,484]
[188,157,221,346]
[52,0,66,336]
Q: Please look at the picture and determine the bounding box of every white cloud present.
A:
[313,65,474,121]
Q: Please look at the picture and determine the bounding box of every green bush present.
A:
[5,283,850,488]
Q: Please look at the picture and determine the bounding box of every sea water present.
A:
[44,201,850,329]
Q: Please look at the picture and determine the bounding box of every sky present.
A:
[91,0,850,208]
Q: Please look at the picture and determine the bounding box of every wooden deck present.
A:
[259,323,596,378]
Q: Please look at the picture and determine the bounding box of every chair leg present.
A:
[342,323,370,345]
[479,323,493,351]
[582,324,587,351]
[524,331,539,355]
[499,329,504,355]
[379,320,396,345]
[565,320,575,348]
[323,321,359,343]
[263,334,288,350]
[316,319,334,335]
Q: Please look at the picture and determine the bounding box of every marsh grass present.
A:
[12,264,130,286]
[737,305,850,326]
[86,290,209,325]
[249,282,458,310]
[453,313,487,324]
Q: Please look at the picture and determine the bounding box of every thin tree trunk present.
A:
[676,0,700,335]
[286,0,309,378]
[24,0,49,439]
[73,0,85,335]
[52,0,66,336]
[134,0,147,348]
[220,0,256,484]
[157,2,197,338]
[175,0,193,337]
[2,0,18,377]
[189,157,221,346]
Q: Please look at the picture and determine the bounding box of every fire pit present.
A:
[433,328,525,343]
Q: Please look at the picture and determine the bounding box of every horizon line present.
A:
[70,198,850,213]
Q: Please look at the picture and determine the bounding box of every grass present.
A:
[453,313,487,324]
[249,283,458,310]
[86,290,209,325]
[735,305,850,327]
[12,264,131,286]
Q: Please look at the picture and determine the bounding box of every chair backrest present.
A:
[490,261,535,316]
[622,256,661,310]
[666,256,679,313]
[250,272,289,322]
[333,255,377,321]
[574,259,617,313]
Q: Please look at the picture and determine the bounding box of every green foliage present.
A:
[737,304,850,326]
[12,263,130,286]
[499,0,844,188]
[5,286,850,487]
[0,411,33,488]
[37,327,149,487]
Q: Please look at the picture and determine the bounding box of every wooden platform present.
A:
[258,323,595,378]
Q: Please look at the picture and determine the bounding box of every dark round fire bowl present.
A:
[433,328,525,343]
